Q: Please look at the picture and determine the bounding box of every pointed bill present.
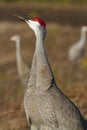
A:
[15,11,30,21]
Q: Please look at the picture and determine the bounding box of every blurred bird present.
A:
[10,35,30,86]
[68,26,87,63]
[16,13,87,130]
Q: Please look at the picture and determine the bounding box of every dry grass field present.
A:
[0,3,87,130]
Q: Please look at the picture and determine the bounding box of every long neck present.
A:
[27,51,37,89]
[16,39,22,72]
[79,30,86,47]
[35,32,54,92]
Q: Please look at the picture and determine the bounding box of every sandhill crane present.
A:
[68,26,87,63]
[16,13,87,130]
[10,35,30,86]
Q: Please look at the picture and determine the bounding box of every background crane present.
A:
[10,34,30,87]
[68,26,87,63]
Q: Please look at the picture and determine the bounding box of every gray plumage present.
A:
[16,13,87,130]
[10,35,30,86]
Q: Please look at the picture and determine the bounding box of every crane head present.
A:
[10,35,20,43]
[31,17,46,28]
[10,34,20,46]
[81,26,87,32]
[15,12,47,39]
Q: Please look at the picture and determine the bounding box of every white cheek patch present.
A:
[26,20,40,30]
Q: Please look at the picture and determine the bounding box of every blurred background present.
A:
[0,0,87,130]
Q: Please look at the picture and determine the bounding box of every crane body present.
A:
[16,13,87,130]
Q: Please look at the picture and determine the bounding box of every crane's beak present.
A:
[15,12,33,30]
[15,12,31,22]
